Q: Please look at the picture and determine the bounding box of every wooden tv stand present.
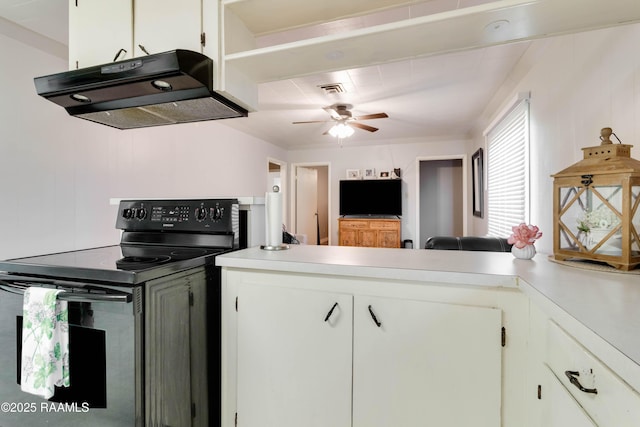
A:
[338,217,401,248]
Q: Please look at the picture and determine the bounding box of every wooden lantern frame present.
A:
[552,138,640,270]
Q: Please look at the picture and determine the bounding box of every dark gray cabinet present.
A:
[145,268,208,427]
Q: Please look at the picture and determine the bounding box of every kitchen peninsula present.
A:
[217,245,640,426]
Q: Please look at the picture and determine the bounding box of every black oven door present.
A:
[0,277,143,427]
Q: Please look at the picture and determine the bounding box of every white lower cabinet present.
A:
[529,303,640,427]
[544,321,640,427]
[543,366,597,427]
[236,283,353,427]
[231,275,504,427]
[353,296,501,427]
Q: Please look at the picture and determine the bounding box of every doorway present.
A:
[416,156,467,249]
[291,163,330,245]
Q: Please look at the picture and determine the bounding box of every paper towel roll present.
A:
[265,190,283,247]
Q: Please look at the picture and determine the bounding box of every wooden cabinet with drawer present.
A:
[338,218,401,248]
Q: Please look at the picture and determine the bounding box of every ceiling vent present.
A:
[318,83,346,94]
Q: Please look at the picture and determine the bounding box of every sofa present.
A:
[424,236,513,252]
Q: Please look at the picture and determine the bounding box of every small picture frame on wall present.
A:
[364,168,376,179]
[346,169,361,179]
[379,171,390,178]
[472,148,484,218]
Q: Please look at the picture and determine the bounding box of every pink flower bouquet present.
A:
[507,223,542,249]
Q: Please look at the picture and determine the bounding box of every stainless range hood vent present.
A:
[34,50,248,130]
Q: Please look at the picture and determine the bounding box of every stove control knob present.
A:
[210,207,223,221]
[136,208,147,220]
[195,207,207,221]
[122,208,133,219]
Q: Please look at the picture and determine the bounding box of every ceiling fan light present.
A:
[329,123,354,138]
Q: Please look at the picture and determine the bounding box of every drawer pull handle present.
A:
[324,302,338,322]
[565,370,598,394]
[368,305,382,327]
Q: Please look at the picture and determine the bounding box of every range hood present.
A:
[34,50,248,130]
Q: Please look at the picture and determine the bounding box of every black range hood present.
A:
[34,49,248,130]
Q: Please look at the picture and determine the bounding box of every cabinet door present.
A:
[543,367,598,427]
[340,229,357,246]
[68,0,133,69]
[546,321,640,426]
[358,229,377,247]
[145,276,193,427]
[237,283,352,427]
[353,296,502,427]
[134,0,203,57]
[378,230,399,248]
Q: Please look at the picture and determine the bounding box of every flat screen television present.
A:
[339,179,402,216]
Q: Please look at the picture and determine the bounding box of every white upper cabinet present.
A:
[134,0,203,57]
[68,0,204,69]
[66,0,257,110]
[68,0,133,69]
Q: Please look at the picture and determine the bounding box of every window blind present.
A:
[486,100,529,237]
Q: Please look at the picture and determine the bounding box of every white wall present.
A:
[288,138,470,246]
[472,23,640,255]
[11,20,637,259]
[0,31,286,259]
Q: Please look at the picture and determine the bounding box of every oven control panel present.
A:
[116,199,239,233]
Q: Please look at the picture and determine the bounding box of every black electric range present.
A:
[0,198,242,427]
[0,198,240,285]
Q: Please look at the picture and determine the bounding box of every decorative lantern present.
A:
[552,128,640,270]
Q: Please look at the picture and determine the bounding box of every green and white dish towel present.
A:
[21,287,70,399]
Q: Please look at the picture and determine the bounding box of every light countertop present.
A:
[217,245,640,382]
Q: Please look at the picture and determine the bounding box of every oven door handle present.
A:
[0,273,117,289]
[0,282,132,303]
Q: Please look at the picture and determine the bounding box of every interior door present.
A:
[295,167,318,245]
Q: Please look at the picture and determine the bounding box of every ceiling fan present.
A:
[292,104,388,136]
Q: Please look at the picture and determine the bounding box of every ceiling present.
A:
[225,41,530,149]
[1,0,639,150]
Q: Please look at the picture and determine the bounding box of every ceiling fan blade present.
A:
[353,113,388,120]
[292,120,329,124]
[351,122,379,132]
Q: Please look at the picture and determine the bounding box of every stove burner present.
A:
[116,255,172,270]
